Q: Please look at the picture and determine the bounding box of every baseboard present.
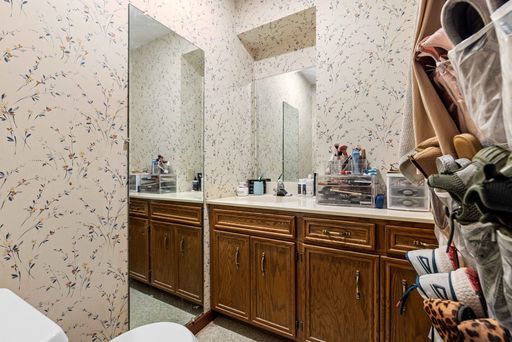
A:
[186,310,216,335]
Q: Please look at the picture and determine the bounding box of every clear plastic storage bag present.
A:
[492,2,512,149]
[497,229,512,329]
[460,222,512,329]
[448,22,508,147]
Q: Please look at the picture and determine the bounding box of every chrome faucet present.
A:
[275,174,288,197]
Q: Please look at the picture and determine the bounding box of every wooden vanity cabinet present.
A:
[210,205,435,341]
[129,199,203,305]
[380,257,431,342]
[211,230,251,320]
[150,220,176,293]
[175,224,203,303]
[251,237,296,338]
[128,216,150,283]
[302,244,379,342]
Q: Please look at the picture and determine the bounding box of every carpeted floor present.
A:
[129,280,203,328]
[196,316,287,341]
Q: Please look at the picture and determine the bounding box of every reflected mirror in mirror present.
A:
[128,5,204,329]
[255,67,315,182]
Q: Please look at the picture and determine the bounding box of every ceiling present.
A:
[129,6,171,49]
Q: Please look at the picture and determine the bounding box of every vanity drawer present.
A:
[303,217,376,251]
[150,201,202,226]
[385,225,437,255]
[211,208,295,239]
[129,198,149,217]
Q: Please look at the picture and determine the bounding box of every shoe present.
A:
[458,318,512,341]
[399,267,487,318]
[424,299,476,341]
[454,134,483,160]
[442,0,492,45]
[406,246,463,275]
[428,146,510,224]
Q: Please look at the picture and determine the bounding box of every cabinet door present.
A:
[175,224,203,304]
[251,237,296,339]
[150,220,176,293]
[303,244,379,342]
[129,216,150,283]
[381,257,431,342]
[212,230,251,321]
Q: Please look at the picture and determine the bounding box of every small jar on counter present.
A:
[236,182,249,197]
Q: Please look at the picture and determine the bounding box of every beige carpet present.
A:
[129,280,203,328]
[196,317,286,341]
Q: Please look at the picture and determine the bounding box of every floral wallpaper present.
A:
[235,0,315,33]
[129,31,203,192]
[0,0,129,341]
[1,0,254,340]
[238,7,316,61]
[0,0,419,339]
[239,0,418,175]
[253,46,315,80]
[314,0,418,173]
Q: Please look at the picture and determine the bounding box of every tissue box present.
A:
[386,173,429,211]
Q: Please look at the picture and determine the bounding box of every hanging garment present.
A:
[399,0,461,184]
[492,2,512,148]
[417,30,483,141]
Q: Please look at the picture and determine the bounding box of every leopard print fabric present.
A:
[458,319,511,342]
[423,299,476,341]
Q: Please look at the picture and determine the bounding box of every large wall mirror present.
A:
[254,67,315,182]
[128,5,204,329]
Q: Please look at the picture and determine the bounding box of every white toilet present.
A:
[111,322,197,342]
[1,288,197,342]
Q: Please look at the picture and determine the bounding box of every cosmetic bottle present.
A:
[351,148,361,174]
[192,177,199,191]
[297,180,302,195]
[236,182,249,197]
[306,174,314,197]
[301,179,307,196]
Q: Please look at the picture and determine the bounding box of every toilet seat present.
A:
[111,322,197,342]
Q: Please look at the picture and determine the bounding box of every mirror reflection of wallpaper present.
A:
[255,69,313,181]
[129,30,203,192]
[283,102,300,180]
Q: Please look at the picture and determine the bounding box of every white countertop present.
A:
[130,191,203,204]
[207,195,434,224]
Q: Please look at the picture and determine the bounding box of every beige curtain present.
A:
[399,0,460,181]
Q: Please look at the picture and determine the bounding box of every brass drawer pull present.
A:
[412,240,436,248]
[323,229,351,237]
[180,238,185,255]
[401,279,407,313]
[356,270,361,300]
[235,247,240,270]
[261,252,266,275]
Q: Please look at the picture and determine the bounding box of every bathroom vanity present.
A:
[208,196,435,341]
[129,193,204,305]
